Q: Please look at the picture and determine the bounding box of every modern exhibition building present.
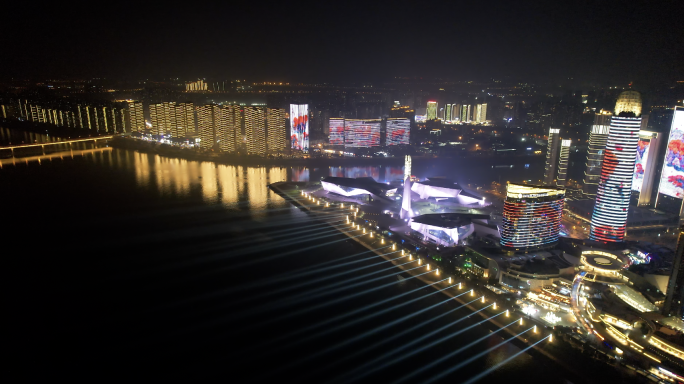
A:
[321,177,395,201]
[500,183,566,251]
[409,213,495,247]
[411,177,487,206]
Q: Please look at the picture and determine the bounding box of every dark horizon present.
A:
[4,1,683,86]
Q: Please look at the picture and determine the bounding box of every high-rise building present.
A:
[590,116,642,242]
[215,105,239,152]
[386,118,410,145]
[655,106,684,216]
[444,104,452,121]
[556,139,572,187]
[663,226,684,320]
[583,113,612,196]
[631,131,662,206]
[245,106,266,155]
[344,119,381,147]
[543,128,561,185]
[185,79,208,92]
[329,118,345,145]
[266,108,286,153]
[500,183,566,251]
[427,101,437,120]
[614,90,642,116]
[127,101,145,132]
[289,104,309,151]
[196,105,215,150]
[479,103,487,122]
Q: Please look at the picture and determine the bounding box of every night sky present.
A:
[4,0,683,84]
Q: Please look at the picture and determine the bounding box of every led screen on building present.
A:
[414,115,427,123]
[329,118,345,145]
[290,104,309,151]
[631,138,651,192]
[657,109,684,198]
[345,119,381,148]
[386,118,410,145]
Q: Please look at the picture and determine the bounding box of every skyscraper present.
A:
[216,105,239,153]
[266,108,286,153]
[245,106,266,156]
[655,106,684,215]
[444,104,452,121]
[427,101,437,120]
[127,101,145,132]
[556,139,572,187]
[663,226,684,320]
[329,118,345,145]
[197,105,214,150]
[614,90,642,116]
[583,113,612,196]
[543,128,561,185]
[631,131,662,206]
[500,183,566,251]
[590,115,642,242]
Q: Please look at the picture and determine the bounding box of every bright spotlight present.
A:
[481,296,485,303]
[448,277,452,284]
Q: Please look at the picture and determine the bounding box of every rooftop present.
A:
[411,213,491,229]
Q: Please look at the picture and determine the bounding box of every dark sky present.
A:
[4,0,683,85]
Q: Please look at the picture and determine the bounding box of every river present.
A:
[3,135,638,382]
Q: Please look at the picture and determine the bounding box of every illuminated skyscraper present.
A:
[631,131,662,206]
[197,105,215,150]
[655,106,684,215]
[444,104,452,121]
[266,108,286,153]
[386,118,410,145]
[556,139,572,187]
[614,90,642,116]
[543,128,561,185]
[663,226,684,320]
[427,101,437,120]
[590,115,642,242]
[329,118,345,145]
[216,105,239,152]
[245,106,266,155]
[583,113,612,196]
[501,183,565,251]
[344,119,381,147]
[127,101,145,132]
[185,79,208,92]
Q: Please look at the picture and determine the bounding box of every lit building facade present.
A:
[329,118,345,145]
[583,114,612,196]
[386,118,410,145]
[215,105,239,153]
[266,108,286,153]
[631,131,662,206]
[501,183,565,251]
[426,101,437,120]
[614,90,642,116]
[590,116,642,242]
[556,139,572,187]
[344,119,381,147]
[186,79,208,92]
[127,101,145,132]
[543,128,561,185]
[245,106,266,155]
[655,106,684,216]
[196,105,214,150]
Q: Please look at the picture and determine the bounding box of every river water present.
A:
[3,139,636,382]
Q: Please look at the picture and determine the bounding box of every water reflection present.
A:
[0,127,67,146]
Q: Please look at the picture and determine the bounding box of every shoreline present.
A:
[267,181,630,384]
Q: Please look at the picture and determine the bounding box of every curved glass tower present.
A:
[501,183,566,251]
[590,116,642,242]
